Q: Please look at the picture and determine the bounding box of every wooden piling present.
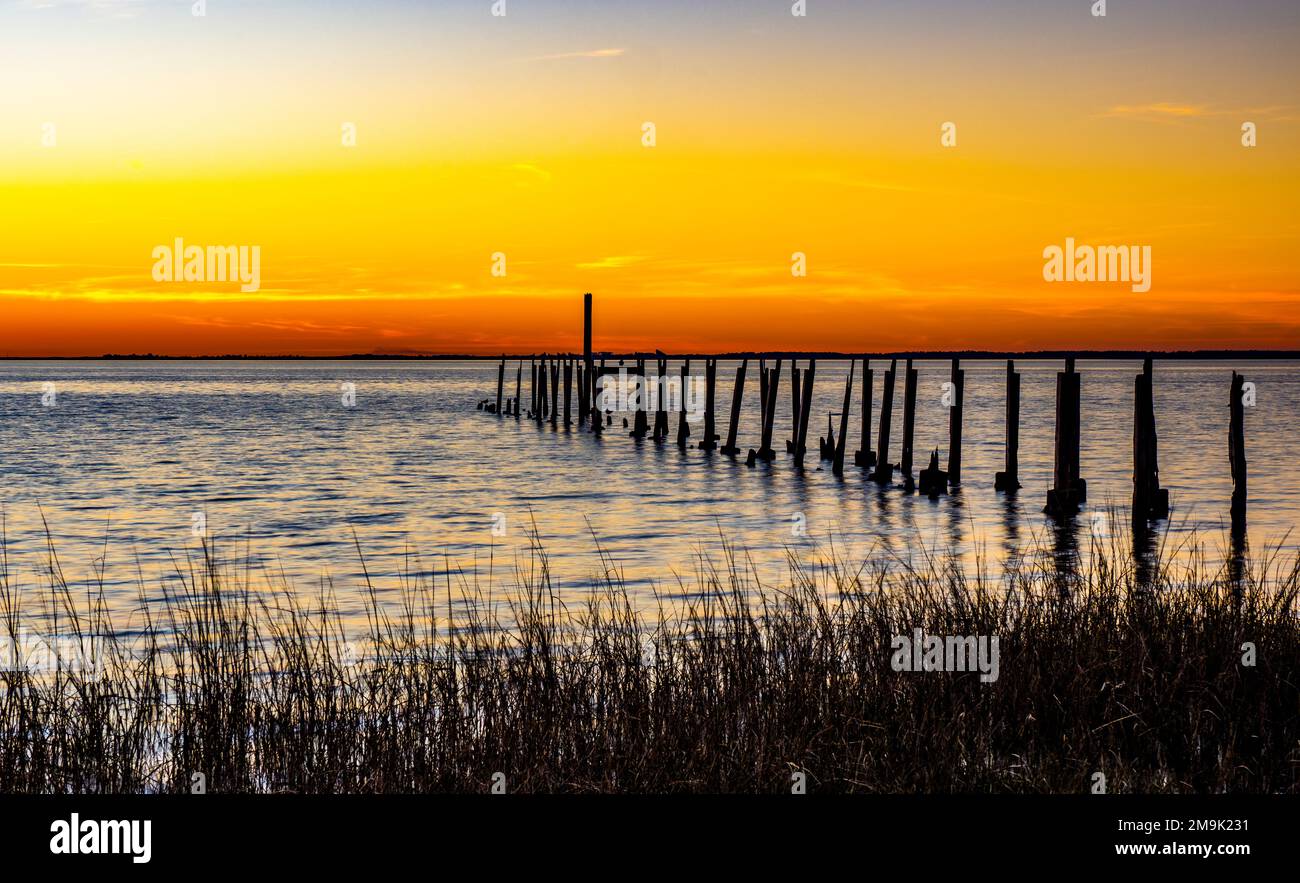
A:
[787,362,801,454]
[698,358,718,451]
[495,359,505,416]
[1132,358,1168,520]
[756,359,781,461]
[582,293,593,426]
[676,359,691,449]
[563,358,573,427]
[947,358,964,484]
[721,358,747,455]
[854,359,875,468]
[832,359,854,475]
[871,359,897,483]
[1230,371,1248,527]
[918,448,948,497]
[549,359,559,427]
[1045,357,1086,517]
[899,359,918,490]
[631,358,649,439]
[995,360,1021,490]
[794,360,815,467]
[653,357,669,442]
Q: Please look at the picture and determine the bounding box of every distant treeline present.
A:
[4,350,1298,362]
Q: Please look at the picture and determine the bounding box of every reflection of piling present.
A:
[1230,371,1248,528]
[675,359,691,448]
[994,360,1021,490]
[947,358,964,485]
[832,360,855,476]
[899,359,918,490]
[871,359,897,483]
[1132,358,1168,520]
[854,359,875,468]
[721,359,747,455]
[1045,357,1085,518]
[794,360,815,467]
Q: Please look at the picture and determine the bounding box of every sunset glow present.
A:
[2,0,1297,355]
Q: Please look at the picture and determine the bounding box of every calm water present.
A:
[1,359,1296,627]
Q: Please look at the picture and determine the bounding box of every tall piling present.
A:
[871,359,897,483]
[899,359,918,490]
[832,359,855,476]
[1230,371,1248,528]
[1045,357,1085,517]
[549,359,559,427]
[582,293,593,426]
[854,359,875,468]
[631,359,649,439]
[563,358,573,427]
[676,359,691,449]
[698,358,718,452]
[653,357,669,442]
[794,360,815,467]
[947,358,964,484]
[787,362,801,454]
[756,359,781,461]
[995,360,1021,490]
[514,361,522,419]
[721,358,747,455]
[495,359,505,416]
[1132,358,1168,520]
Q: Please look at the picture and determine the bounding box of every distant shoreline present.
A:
[2,350,1299,362]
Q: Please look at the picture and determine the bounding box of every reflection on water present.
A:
[0,359,1296,629]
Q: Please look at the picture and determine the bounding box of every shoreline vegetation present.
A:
[1,526,1297,794]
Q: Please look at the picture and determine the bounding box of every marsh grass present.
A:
[0,518,1297,794]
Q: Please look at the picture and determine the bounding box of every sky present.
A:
[1,0,1297,356]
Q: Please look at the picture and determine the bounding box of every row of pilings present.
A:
[482,351,1252,535]
[476,296,1250,536]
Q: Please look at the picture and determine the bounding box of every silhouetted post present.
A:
[698,358,717,451]
[758,358,769,433]
[652,357,669,442]
[631,358,649,439]
[676,359,692,449]
[995,360,1021,490]
[787,362,801,453]
[872,359,897,483]
[549,359,559,427]
[855,359,875,468]
[947,358,964,484]
[1132,358,1168,520]
[794,359,815,467]
[514,361,522,419]
[757,359,781,461]
[495,359,505,415]
[1045,357,1086,517]
[582,293,593,425]
[563,358,573,427]
[899,359,918,490]
[721,358,747,455]
[919,447,948,497]
[832,359,855,475]
[1230,371,1248,528]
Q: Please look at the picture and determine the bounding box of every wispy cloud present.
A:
[577,255,643,270]
[1104,102,1211,119]
[524,48,626,62]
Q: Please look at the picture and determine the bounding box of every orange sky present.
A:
[1,1,1297,356]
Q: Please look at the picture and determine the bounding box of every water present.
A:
[1,359,1296,628]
